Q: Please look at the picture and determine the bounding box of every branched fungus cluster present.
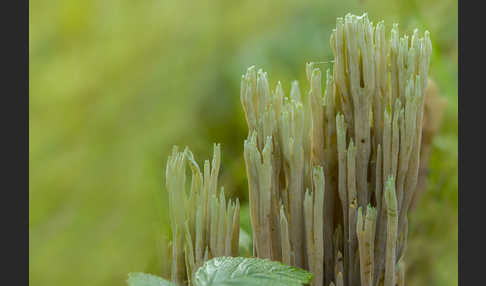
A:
[165,13,436,286]
[240,13,431,286]
[166,145,240,285]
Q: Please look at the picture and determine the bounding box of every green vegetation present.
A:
[128,257,313,286]
[30,0,457,285]
[194,257,313,286]
[128,272,174,286]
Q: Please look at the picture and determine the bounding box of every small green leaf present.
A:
[194,256,313,286]
[127,272,175,286]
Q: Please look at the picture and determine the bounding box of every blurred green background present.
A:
[29,0,457,285]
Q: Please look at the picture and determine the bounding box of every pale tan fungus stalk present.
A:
[165,144,240,285]
[240,13,434,286]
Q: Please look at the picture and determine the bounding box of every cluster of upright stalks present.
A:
[241,13,432,286]
[165,13,436,286]
[166,145,240,285]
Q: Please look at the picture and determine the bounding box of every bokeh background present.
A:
[29,0,457,285]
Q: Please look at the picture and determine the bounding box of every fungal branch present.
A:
[165,144,240,285]
[240,13,432,286]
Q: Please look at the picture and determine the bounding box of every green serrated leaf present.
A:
[194,256,314,286]
[127,272,175,286]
